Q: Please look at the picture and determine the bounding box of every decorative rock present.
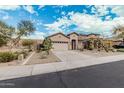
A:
[40,51,47,59]
[18,54,24,63]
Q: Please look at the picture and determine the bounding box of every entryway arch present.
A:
[71,39,76,50]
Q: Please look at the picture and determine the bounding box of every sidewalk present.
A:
[0,54,124,81]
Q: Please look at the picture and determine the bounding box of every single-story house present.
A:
[48,32,101,50]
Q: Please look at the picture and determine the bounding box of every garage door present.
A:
[52,42,68,50]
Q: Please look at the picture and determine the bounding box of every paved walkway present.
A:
[0,51,124,81]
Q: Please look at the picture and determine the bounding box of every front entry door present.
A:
[72,40,76,50]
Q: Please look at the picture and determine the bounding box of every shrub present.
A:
[22,40,34,50]
[42,38,53,55]
[13,51,20,59]
[14,50,28,59]
[20,51,28,58]
[0,52,15,63]
[117,49,124,52]
[87,39,94,50]
[0,50,29,63]
[113,45,124,49]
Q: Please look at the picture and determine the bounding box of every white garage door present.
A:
[52,42,68,51]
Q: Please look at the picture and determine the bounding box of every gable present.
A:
[49,33,69,42]
[69,33,78,37]
[67,32,79,36]
[68,33,79,40]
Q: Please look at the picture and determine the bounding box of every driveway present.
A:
[52,50,94,62]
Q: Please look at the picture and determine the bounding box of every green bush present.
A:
[14,50,28,59]
[87,39,94,50]
[20,51,28,58]
[0,52,15,63]
[117,49,124,52]
[0,50,29,63]
[13,51,20,59]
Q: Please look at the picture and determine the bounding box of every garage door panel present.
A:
[52,43,68,50]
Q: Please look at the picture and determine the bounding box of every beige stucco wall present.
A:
[49,34,69,42]
[78,41,83,49]
[78,35,88,40]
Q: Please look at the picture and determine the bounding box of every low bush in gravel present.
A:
[0,52,16,63]
[0,50,29,63]
[117,49,124,52]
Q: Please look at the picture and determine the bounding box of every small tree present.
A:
[96,38,109,52]
[12,20,36,48]
[0,35,7,47]
[0,21,15,48]
[87,38,94,50]
[22,39,34,50]
[42,38,53,55]
[97,39,102,51]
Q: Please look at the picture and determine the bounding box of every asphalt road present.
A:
[1,60,124,88]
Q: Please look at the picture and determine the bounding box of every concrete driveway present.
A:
[52,50,94,62]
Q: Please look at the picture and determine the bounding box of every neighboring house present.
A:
[48,32,100,50]
[112,39,123,45]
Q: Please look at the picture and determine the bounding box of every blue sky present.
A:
[0,5,124,39]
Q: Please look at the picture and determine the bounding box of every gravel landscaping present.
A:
[25,51,61,65]
[78,49,124,57]
[0,51,32,67]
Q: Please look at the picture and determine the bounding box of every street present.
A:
[1,60,124,88]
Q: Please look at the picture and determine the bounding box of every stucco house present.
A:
[48,32,101,50]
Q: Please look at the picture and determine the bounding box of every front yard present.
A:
[0,50,32,67]
[0,48,124,67]
[25,51,61,65]
[78,49,124,57]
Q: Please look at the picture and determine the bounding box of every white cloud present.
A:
[0,5,20,10]
[30,19,43,26]
[91,6,96,14]
[91,5,110,16]
[44,16,72,34]
[61,11,66,15]
[2,15,11,20]
[92,5,124,17]
[0,10,12,20]
[23,5,38,15]
[52,5,68,9]
[44,11,124,37]
[38,5,45,10]
[111,6,124,16]
[105,15,112,21]
[23,31,46,40]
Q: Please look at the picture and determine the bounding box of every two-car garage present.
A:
[52,41,68,51]
[48,33,69,51]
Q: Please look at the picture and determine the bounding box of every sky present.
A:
[0,5,124,39]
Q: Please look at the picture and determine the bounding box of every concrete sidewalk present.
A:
[0,53,124,81]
